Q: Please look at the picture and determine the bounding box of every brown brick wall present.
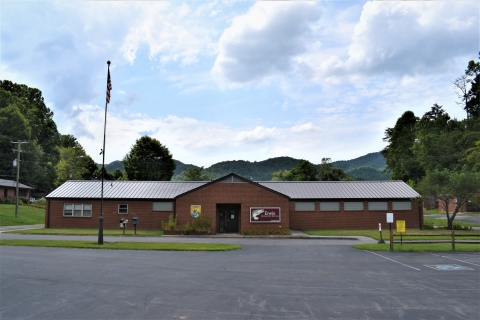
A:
[289,200,422,230]
[46,199,172,230]
[176,182,290,234]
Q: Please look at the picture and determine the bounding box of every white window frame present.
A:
[152,201,174,211]
[118,204,128,215]
[344,201,364,211]
[295,202,316,211]
[64,203,92,217]
[320,202,340,211]
[368,202,388,211]
[392,201,412,210]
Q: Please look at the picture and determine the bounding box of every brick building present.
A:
[0,179,33,201]
[45,173,422,232]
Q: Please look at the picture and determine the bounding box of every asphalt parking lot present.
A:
[1,236,479,320]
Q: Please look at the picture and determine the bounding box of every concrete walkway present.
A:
[0,224,44,232]
[0,226,377,245]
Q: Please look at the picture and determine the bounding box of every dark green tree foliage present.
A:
[123,136,176,181]
[465,60,480,119]
[112,168,124,180]
[416,168,480,229]
[272,159,318,181]
[291,160,318,181]
[381,111,424,184]
[183,167,210,181]
[0,80,60,192]
[413,104,480,173]
[318,158,351,181]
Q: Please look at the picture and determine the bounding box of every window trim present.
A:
[294,201,316,211]
[63,203,92,217]
[118,204,128,215]
[152,201,174,211]
[368,201,388,211]
[392,201,412,210]
[344,201,365,211]
[319,202,340,211]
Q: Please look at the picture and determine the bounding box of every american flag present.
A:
[106,68,112,104]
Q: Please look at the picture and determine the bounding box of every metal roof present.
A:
[0,179,33,189]
[258,181,419,199]
[46,177,419,200]
[46,180,207,199]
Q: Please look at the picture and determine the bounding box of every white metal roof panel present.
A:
[0,179,33,189]
[257,181,419,199]
[46,181,207,199]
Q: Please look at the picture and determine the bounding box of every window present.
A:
[368,202,388,211]
[344,202,364,211]
[118,204,128,214]
[295,202,315,211]
[152,202,173,211]
[392,201,412,210]
[64,203,92,217]
[320,202,340,211]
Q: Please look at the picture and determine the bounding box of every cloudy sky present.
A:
[1,0,478,167]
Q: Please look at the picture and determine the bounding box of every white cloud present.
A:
[212,1,321,87]
[314,1,478,79]
[121,2,217,66]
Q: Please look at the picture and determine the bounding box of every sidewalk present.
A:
[0,224,44,232]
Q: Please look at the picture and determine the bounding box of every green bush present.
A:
[35,198,46,205]
[240,229,291,236]
[452,222,472,231]
[161,214,178,231]
[2,199,13,205]
[423,220,435,229]
[190,214,213,233]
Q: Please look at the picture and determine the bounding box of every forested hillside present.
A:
[169,154,390,181]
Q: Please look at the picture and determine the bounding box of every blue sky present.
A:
[1,0,478,167]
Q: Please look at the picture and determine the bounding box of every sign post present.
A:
[396,220,406,246]
[378,223,385,244]
[387,213,394,251]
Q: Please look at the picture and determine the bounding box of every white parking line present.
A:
[365,250,421,270]
[424,252,480,267]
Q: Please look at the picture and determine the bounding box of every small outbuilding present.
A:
[0,179,33,202]
[45,173,422,232]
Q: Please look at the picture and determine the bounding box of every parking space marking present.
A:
[365,250,420,270]
[424,264,474,271]
[424,252,480,267]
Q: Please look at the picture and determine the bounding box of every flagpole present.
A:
[98,60,111,245]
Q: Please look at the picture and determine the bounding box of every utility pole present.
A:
[11,141,28,218]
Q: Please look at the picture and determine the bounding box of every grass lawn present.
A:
[7,228,164,237]
[0,204,45,226]
[354,243,480,252]
[0,239,241,251]
[304,229,480,241]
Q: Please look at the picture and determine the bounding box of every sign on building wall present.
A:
[250,207,281,223]
[190,205,201,218]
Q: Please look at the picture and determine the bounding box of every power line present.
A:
[11,141,28,218]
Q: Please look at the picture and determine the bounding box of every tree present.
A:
[272,159,318,181]
[381,111,424,184]
[416,168,480,229]
[183,167,210,181]
[465,60,480,119]
[55,146,94,186]
[123,136,176,181]
[318,158,351,181]
[112,168,124,180]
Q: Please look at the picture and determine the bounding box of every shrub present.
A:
[452,222,472,231]
[35,198,46,205]
[423,220,435,230]
[2,199,13,205]
[190,214,213,233]
[162,214,178,231]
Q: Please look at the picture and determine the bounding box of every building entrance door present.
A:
[218,205,240,233]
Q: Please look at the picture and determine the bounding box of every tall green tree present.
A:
[272,159,318,181]
[381,111,424,184]
[123,136,176,181]
[318,158,351,181]
[416,168,480,229]
[183,167,210,181]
